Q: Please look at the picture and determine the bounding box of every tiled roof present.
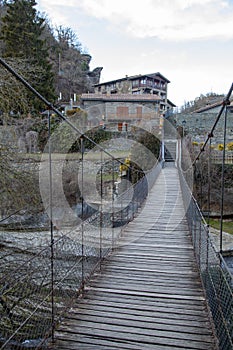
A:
[94,72,170,86]
[81,93,161,102]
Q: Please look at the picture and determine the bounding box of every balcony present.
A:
[132,82,166,91]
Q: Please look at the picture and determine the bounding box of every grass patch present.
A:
[208,218,233,235]
[20,150,129,162]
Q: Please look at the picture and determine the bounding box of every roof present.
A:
[167,99,176,108]
[145,72,170,83]
[94,72,170,87]
[81,93,161,103]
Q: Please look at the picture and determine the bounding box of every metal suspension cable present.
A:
[181,83,233,177]
[192,83,233,166]
[0,208,25,224]
[0,57,147,175]
[182,83,233,254]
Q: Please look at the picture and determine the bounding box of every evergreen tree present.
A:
[0,0,55,112]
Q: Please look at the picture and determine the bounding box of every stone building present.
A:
[80,93,162,131]
[93,72,170,114]
[80,72,174,130]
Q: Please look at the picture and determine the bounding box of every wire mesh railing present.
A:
[179,162,233,350]
[0,137,162,349]
[177,84,233,350]
[0,58,163,349]
[0,154,160,349]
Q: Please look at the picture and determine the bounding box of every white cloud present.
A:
[51,0,233,41]
[37,0,233,40]
[36,0,233,107]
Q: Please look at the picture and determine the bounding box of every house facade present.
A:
[80,72,173,131]
[93,72,170,114]
[80,93,161,131]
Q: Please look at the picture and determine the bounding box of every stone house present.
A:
[80,72,174,131]
[80,93,162,131]
[93,72,170,113]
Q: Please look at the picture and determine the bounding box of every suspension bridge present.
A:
[48,163,218,350]
[0,58,232,350]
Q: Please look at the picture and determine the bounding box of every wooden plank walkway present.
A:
[50,164,218,350]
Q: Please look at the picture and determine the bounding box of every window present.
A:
[117,106,129,117]
[154,80,159,88]
[132,80,139,87]
[136,107,142,118]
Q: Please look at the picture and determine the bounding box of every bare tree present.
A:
[55,25,81,49]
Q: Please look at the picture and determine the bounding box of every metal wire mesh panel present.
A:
[179,166,233,350]
[0,116,162,349]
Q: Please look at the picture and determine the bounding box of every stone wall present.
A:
[175,111,233,144]
[82,100,160,129]
[0,126,18,148]
[0,124,39,153]
[105,102,159,122]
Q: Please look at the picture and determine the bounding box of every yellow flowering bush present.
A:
[227,142,233,151]
[217,144,224,151]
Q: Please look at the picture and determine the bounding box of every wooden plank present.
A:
[80,292,210,312]
[55,325,214,350]
[84,286,205,302]
[51,334,202,350]
[82,291,209,312]
[87,283,204,298]
[67,308,212,333]
[90,277,203,292]
[101,265,199,277]
[72,303,211,326]
[62,313,214,339]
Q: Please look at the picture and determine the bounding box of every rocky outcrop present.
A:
[86,67,103,90]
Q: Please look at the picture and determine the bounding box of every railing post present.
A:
[207,138,212,225]
[80,135,85,289]
[219,106,228,254]
[48,111,55,342]
[199,158,203,211]
[198,218,202,268]
[193,204,197,256]
[112,159,115,250]
[100,150,103,265]
[205,227,210,289]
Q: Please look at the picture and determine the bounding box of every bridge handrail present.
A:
[178,165,233,350]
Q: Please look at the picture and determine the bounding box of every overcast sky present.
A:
[37,0,233,107]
